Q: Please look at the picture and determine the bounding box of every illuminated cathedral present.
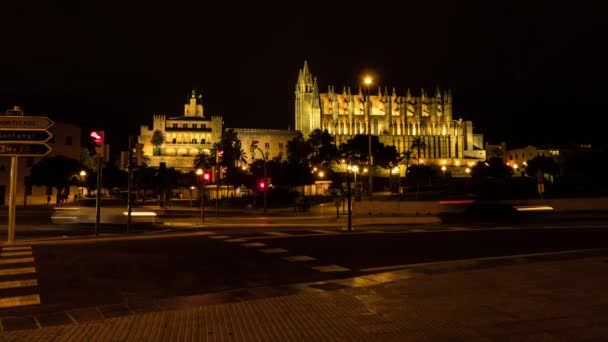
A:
[295,61,486,169]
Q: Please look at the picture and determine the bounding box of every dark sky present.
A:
[1,1,605,152]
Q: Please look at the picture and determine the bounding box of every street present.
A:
[2,218,608,322]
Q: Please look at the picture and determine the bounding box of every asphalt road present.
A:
[3,223,608,319]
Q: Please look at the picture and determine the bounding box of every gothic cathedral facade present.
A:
[295,61,486,170]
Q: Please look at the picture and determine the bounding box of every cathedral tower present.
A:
[294,61,321,137]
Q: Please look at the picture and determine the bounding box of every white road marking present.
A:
[260,248,289,254]
[264,231,291,236]
[208,235,231,239]
[0,251,32,257]
[0,257,34,265]
[0,294,41,309]
[311,265,351,272]
[283,255,315,262]
[0,267,36,276]
[0,279,38,289]
[1,246,32,251]
[240,242,266,247]
[310,229,337,234]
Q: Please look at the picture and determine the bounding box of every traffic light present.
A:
[203,172,210,182]
[258,180,266,190]
[135,143,144,167]
[90,130,107,160]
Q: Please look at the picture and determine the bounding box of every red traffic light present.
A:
[203,173,210,181]
[258,180,266,190]
[90,131,104,144]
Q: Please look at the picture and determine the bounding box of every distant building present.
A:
[485,142,507,161]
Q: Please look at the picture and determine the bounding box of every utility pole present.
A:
[347,169,352,232]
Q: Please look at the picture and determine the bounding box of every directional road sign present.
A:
[0,116,54,130]
[0,143,52,156]
[0,130,53,143]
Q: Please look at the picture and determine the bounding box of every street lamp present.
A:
[363,75,373,197]
[441,165,447,177]
[251,145,268,214]
[196,168,205,223]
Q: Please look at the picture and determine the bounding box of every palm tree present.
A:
[410,137,427,165]
[193,151,211,169]
[151,130,165,156]
[400,148,415,175]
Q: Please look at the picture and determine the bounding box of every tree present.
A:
[193,151,211,169]
[400,148,415,175]
[151,130,165,156]
[338,134,399,168]
[410,137,427,165]
[525,156,559,179]
[308,129,339,167]
[29,155,82,203]
[471,157,514,180]
[286,131,312,165]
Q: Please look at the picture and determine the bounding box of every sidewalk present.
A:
[2,250,607,340]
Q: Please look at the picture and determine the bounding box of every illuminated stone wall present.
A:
[295,61,486,167]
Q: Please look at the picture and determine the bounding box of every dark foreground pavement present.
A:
[1,250,608,341]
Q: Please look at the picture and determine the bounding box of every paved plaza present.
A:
[1,249,607,341]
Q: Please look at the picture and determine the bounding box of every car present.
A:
[51,198,159,225]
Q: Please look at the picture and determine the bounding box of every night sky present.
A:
[1,1,605,152]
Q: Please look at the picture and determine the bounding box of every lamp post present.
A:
[251,146,268,214]
[364,76,373,197]
[79,170,87,198]
[196,169,205,223]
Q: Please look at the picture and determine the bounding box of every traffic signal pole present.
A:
[127,136,133,233]
[94,155,102,236]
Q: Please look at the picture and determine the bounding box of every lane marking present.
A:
[282,255,315,262]
[260,248,289,254]
[1,246,32,251]
[264,231,291,236]
[0,294,41,309]
[0,267,36,276]
[225,238,248,243]
[0,251,32,257]
[208,235,231,239]
[311,265,351,272]
[0,279,38,289]
[409,229,426,233]
[0,257,34,265]
[240,242,266,248]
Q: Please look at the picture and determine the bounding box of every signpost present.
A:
[1,115,54,243]
[0,130,52,142]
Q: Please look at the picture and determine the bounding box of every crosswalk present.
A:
[0,246,40,309]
